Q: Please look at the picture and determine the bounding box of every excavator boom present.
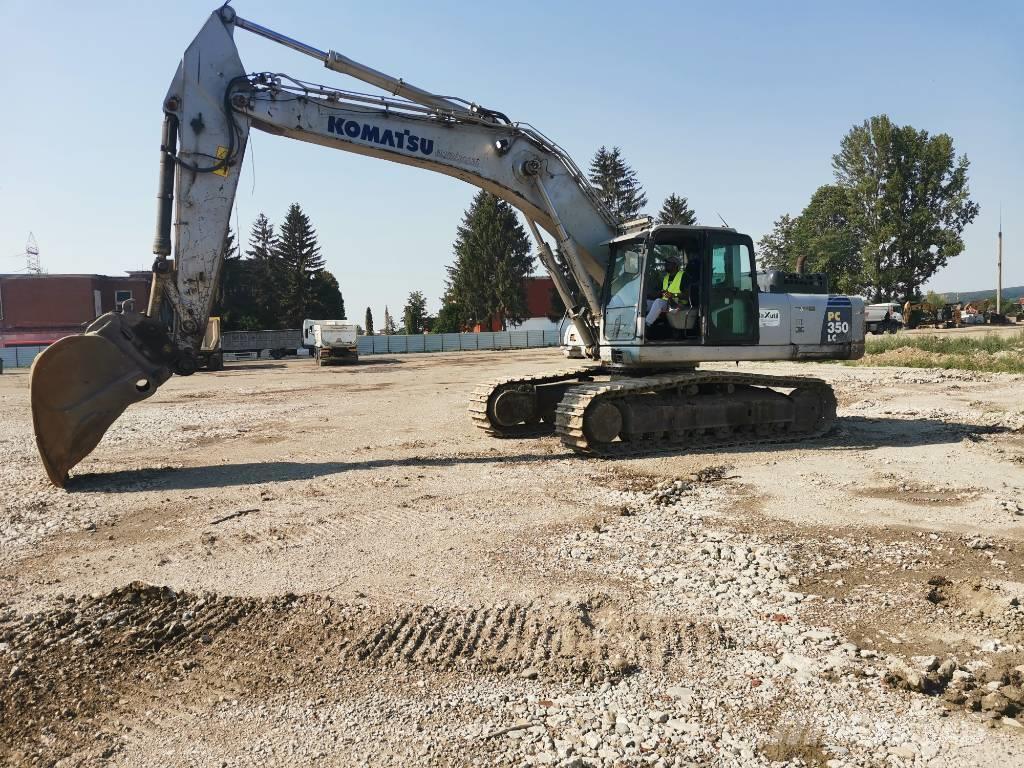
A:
[31,6,615,485]
[31,6,863,487]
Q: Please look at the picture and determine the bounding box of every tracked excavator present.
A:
[30,7,866,487]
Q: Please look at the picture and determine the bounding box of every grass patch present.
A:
[847,329,1024,373]
[760,725,831,765]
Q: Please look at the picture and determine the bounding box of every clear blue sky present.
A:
[1,1,1020,316]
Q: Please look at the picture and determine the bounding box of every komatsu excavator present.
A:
[30,6,865,487]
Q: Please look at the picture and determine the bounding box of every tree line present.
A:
[219,147,694,335]
[220,117,977,332]
[431,147,696,332]
[218,203,345,330]
[757,114,979,302]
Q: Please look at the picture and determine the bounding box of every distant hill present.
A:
[934,286,1024,303]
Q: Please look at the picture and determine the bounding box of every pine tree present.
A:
[274,203,325,327]
[364,306,374,335]
[223,226,238,260]
[445,191,533,330]
[382,306,397,335]
[213,226,240,326]
[244,212,281,328]
[588,146,648,223]
[656,194,697,226]
[402,291,429,334]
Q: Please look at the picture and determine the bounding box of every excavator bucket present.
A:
[30,313,174,487]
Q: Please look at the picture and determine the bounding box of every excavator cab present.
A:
[602,225,760,350]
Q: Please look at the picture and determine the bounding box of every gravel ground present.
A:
[1,349,1023,766]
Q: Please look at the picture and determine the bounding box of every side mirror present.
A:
[624,252,640,276]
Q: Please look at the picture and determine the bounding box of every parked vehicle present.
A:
[939,303,963,328]
[221,328,303,358]
[303,319,359,365]
[864,303,903,334]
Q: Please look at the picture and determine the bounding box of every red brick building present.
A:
[474,276,561,332]
[0,272,151,346]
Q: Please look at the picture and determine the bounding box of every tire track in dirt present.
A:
[0,583,724,764]
[203,505,439,559]
[335,600,720,677]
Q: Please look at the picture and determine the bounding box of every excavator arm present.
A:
[30,6,617,486]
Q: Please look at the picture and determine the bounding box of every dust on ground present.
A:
[2,350,1024,767]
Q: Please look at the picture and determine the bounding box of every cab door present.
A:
[704,232,759,344]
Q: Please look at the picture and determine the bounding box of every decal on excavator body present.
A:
[326,116,434,156]
[821,296,852,344]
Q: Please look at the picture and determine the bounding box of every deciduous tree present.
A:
[756,214,798,272]
[833,115,979,301]
[793,185,865,296]
[402,291,429,334]
[309,269,345,319]
[431,293,465,334]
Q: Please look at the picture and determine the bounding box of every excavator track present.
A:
[469,368,603,438]
[555,370,837,457]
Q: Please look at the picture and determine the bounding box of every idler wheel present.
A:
[583,400,623,444]
[491,387,537,427]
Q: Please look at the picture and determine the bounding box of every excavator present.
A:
[30,6,865,487]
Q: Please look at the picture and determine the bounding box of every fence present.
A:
[0,330,562,369]
[0,345,47,370]
[358,330,561,355]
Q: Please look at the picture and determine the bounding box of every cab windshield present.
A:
[604,242,644,340]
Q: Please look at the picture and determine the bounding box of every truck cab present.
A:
[864,302,904,334]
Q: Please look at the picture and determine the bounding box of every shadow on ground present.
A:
[66,416,1012,493]
[67,452,562,492]
[215,363,288,372]
[219,358,400,372]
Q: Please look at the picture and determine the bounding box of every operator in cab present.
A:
[644,255,686,327]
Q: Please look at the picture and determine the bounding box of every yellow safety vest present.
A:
[662,271,683,297]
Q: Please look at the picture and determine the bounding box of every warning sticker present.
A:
[212,146,230,177]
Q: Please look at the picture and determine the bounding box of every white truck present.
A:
[303,319,359,365]
[864,302,903,335]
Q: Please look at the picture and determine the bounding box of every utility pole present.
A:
[996,207,1003,315]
